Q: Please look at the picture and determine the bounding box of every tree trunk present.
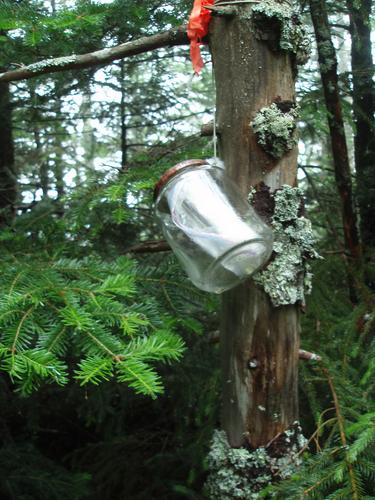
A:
[309,0,361,267]
[210,2,300,451]
[29,85,49,199]
[34,121,49,199]
[54,107,65,202]
[347,0,375,253]
[80,91,95,173]
[120,60,128,170]
[0,81,16,227]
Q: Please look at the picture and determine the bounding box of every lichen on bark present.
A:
[205,424,307,499]
[316,40,335,72]
[252,185,320,307]
[27,55,77,73]
[251,103,299,159]
[252,0,311,65]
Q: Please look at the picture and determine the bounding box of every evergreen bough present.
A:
[0,253,185,397]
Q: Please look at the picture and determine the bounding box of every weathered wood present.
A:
[221,287,299,448]
[210,2,300,449]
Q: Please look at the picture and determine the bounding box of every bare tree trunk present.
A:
[53,97,65,202]
[309,0,361,266]
[55,149,65,201]
[347,0,375,254]
[0,81,16,227]
[80,91,96,173]
[210,1,300,451]
[28,84,50,199]
[120,61,128,170]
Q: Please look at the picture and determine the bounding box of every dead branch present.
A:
[299,349,322,361]
[0,26,188,83]
[125,240,171,254]
[201,120,214,136]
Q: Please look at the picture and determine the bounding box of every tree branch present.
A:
[201,120,214,136]
[125,240,171,254]
[0,26,189,83]
[299,349,322,362]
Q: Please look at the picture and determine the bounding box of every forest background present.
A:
[0,0,374,498]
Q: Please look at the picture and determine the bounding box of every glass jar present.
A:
[154,159,273,293]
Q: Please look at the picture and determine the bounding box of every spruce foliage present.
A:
[265,256,375,499]
[0,243,185,396]
[0,0,373,497]
[0,156,202,397]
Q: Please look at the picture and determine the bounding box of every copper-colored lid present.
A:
[153,159,207,201]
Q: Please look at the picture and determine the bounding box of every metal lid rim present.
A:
[153,159,207,201]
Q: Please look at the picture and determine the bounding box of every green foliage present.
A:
[0,0,192,66]
[0,248,186,396]
[0,0,373,498]
[0,443,90,499]
[267,256,375,499]
[0,0,109,68]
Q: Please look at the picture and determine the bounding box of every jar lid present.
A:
[153,159,207,201]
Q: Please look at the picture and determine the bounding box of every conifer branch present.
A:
[84,330,118,358]
[302,470,336,497]
[9,271,24,295]
[11,306,34,353]
[0,26,189,83]
[323,367,361,500]
[45,326,66,353]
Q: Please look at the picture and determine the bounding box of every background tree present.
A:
[347,0,375,256]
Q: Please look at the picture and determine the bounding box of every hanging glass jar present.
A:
[154,159,273,293]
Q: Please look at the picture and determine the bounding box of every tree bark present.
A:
[210,2,299,449]
[30,87,49,199]
[309,0,361,265]
[0,81,16,226]
[347,0,375,252]
[80,90,95,173]
[53,92,65,202]
[119,60,128,170]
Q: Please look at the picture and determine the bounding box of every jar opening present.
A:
[153,159,207,201]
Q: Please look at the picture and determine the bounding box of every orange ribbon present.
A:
[187,0,214,74]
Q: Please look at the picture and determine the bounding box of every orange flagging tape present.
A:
[187,0,214,74]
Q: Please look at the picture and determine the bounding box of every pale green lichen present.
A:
[205,425,307,499]
[316,40,336,72]
[252,0,311,65]
[253,185,320,307]
[205,430,271,499]
[27,55,77,72]
[251,103,299,159]
[248,186,256,204]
